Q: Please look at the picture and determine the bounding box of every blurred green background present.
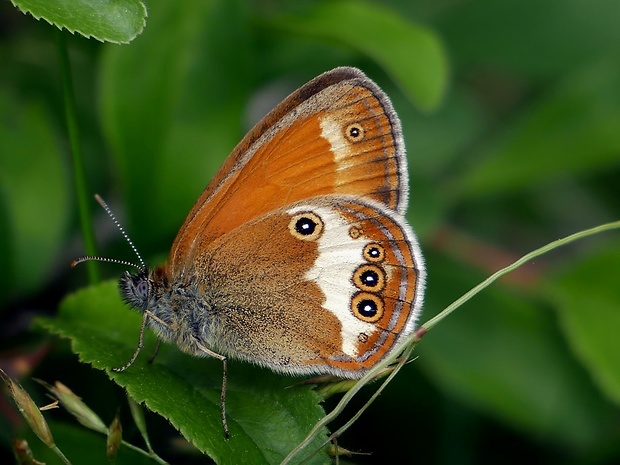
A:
[1,0,619,463]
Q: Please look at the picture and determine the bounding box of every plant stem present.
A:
[50,444,72,465]
[55,29,99,284]
[419,220,620,333]
[128,397,158,455]
[121,440,169,464]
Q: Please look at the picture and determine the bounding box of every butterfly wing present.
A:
[194,196,425,378]
[169,68,408,276]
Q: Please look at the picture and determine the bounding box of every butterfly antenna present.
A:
[71,194,146,271]
[71,255,143,270]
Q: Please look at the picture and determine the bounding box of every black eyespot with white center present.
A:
[353,264,386,292]
[345,123,365,143]
[288,211,323,241]
[296,217,316,235]
[363,243,385,263]
[361,270,378,286]
[351,292,384,323]
[358,299,376,317]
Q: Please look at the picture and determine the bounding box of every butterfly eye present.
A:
[363,243,385,263]
[353,264,386,292]
[345,123,365,142]
[288,212,323,241]
[136,279,149,300]
[351,292,384,323]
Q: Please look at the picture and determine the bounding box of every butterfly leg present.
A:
[195,341,229,439]
[112,311,150,372]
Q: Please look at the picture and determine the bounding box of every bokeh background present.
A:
[1,0,619,463]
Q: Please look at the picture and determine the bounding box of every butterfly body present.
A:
[117,67,425,381]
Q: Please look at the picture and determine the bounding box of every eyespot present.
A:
[288,212,323,241]
[345,123,365,142]
[349,225,363,239]
[353,264,385,292]
[351,292,384,323]
[363,243,385,263]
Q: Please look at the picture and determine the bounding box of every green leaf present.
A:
[38,281,329,464]
[437,0,620,78]
[265,0,448,111]
[547,242,620,405]
[0,92,70,302]
[457,58,620,197]
[9,0,147,44]
[418,253,619,452]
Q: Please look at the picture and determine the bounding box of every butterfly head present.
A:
[119,269,151,311]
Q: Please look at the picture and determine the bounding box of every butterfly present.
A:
[76,67,425,437]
